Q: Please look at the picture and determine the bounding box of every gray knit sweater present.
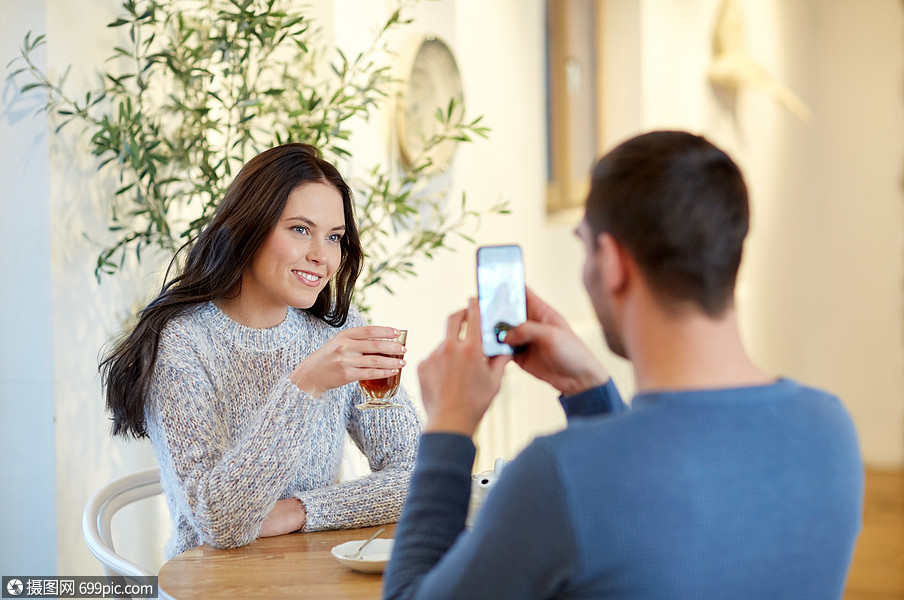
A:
[145,301,422,559]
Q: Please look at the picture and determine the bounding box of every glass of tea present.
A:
[356,330,407,409]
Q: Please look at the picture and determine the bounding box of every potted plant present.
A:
[7,0,507,311]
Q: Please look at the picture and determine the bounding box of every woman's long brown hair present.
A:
[99,143,363,438]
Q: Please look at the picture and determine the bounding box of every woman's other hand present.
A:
[259,498,306,537]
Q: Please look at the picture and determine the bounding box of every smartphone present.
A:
[476,244,527,356]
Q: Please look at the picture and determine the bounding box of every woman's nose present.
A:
[307,239,325,263]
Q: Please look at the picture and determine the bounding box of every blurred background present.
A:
[2,0,902,580]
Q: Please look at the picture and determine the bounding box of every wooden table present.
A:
[158,524,395,599]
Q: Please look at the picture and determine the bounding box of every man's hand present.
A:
[502,288,609,396]
[418,299,511,437]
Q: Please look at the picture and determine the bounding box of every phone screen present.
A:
[477,245,527,356]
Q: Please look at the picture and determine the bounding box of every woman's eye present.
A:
[293,226,309,235]
[328,234,342,242]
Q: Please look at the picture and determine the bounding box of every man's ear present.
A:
[597,232,628,294]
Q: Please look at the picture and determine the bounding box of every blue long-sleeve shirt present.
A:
[384,379,863,599]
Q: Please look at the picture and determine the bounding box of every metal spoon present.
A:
[347,527,386,559]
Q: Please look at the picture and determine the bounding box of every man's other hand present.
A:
[503,288,609,396]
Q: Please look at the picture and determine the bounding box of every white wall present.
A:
[0,0,57,576]
[771,0,904,468]
[45,0,172,577]
[619,0,904,467]
[1,0,901,578]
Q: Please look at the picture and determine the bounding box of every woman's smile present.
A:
[294,269,324,287]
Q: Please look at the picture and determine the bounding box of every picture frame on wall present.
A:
[545,0,605,213]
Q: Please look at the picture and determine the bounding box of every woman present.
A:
[100,143,422,559]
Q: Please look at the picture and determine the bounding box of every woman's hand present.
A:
[260,498,306,537]
[289,326,406,397]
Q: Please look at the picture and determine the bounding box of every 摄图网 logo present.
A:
[6,579,23,596]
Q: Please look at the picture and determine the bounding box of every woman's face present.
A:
[238,181,345,327]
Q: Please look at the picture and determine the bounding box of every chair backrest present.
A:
[82,467,163,578]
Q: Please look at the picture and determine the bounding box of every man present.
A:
[383,131,863,599]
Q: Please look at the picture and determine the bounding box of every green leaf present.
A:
[115,182,136,195]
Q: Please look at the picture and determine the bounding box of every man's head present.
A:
[578,131,750,356]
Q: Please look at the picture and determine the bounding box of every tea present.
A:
[356,329,407,410]
[359,357,402,400]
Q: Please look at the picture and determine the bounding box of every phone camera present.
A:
[494,322,512,343]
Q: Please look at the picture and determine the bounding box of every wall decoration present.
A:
[396,35,465,174]
[708,0,812,121]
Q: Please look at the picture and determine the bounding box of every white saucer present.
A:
[330,538,394,573]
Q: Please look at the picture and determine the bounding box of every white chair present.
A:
[82,467,163,578]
